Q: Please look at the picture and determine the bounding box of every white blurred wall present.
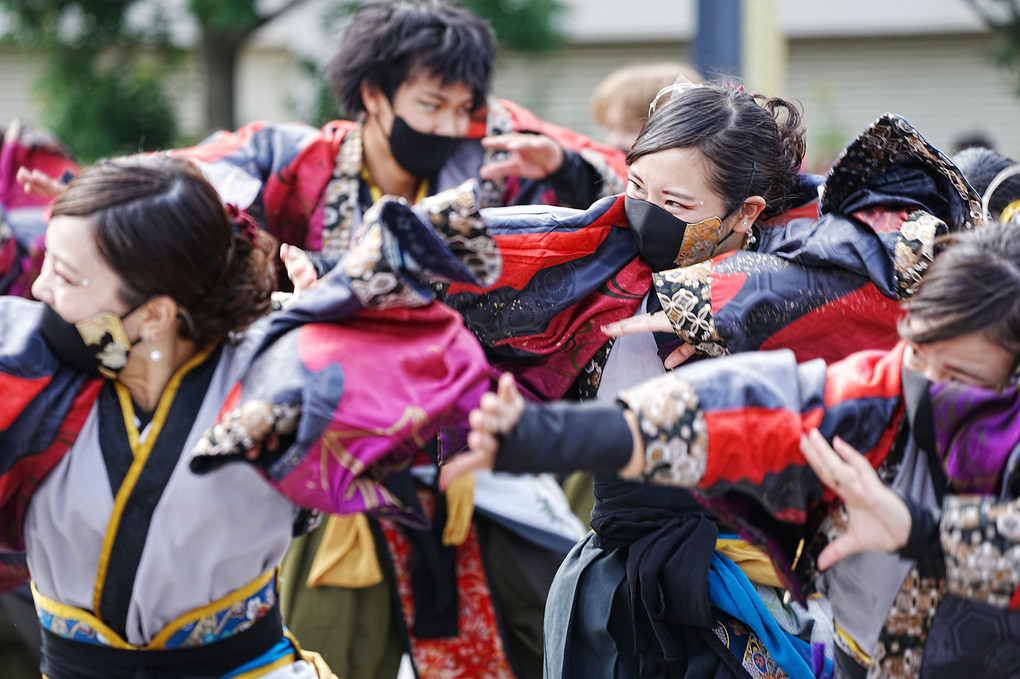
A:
[2,0,1018,164]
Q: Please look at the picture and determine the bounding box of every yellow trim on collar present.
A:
[834,619,872,665]
[361,165,428,205]
[92,344,218,617]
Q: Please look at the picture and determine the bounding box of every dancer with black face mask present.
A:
[0,153,494,679]
[154,3,625,677]
[453,216,1020,679]
[169,0,626,283]
[362,78,981,678]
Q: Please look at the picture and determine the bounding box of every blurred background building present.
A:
[1,0,1018,170]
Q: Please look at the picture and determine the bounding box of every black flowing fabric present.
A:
[590,478,748,678]
[378,459,459,640]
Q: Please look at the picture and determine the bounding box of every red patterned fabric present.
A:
[175,100,625,259]
[379,489,516,679]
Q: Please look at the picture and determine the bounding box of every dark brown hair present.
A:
[327,0,495,117]
[901,219,1020,357]
[951,146,1020,218]
[51,154,276,346]
[627,83,805,219]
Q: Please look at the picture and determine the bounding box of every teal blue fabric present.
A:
[708,550,832,679]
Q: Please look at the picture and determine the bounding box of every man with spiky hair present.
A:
[172,3,626,678]
[182,0,624,278]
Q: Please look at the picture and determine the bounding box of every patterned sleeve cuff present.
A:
[894,210,946,300]
[940,494,1020,608]
[652,261,728,358]
[616,372,708,487]
[190,400,302,474]
[343,180,501,309]
[412,180,502,287]
[341,209,433,310]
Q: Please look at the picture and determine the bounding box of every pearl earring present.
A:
[143,332,162,362]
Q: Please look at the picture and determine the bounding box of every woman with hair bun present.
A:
[462,216,1020,679]
[409,81,980,678]
[0,153,493,679]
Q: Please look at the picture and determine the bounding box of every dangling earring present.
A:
[143,332,162,362]
[741,222,757,250]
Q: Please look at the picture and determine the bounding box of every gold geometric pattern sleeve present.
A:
[652,260,728,358]
[940,494,1020,608]
[616,372,709,487]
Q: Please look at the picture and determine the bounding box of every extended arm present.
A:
[440,372,643,488]
[450,347,905,518]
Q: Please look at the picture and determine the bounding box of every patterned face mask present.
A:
[624,196,733,272]
[39,303,146,379]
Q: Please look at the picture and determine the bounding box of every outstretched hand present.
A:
[602,311,696,369]
[479,133,565,181]
[439,372,525,490]
[17,166,66,198]
[280,243,318,295]
[799,428,912,570]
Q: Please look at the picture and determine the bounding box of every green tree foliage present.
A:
[0,0,565,161]
[40,55,179,163]
[460,0,565,53]
[0,0,182,162]
[964,0,1020,94]
[0,0,309,161]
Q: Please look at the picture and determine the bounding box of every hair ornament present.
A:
[1002,198,1020,224]
[648,77,704,117]
[225,203,261,245]
[981,164,1020,223]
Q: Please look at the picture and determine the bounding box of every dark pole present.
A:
[693,0,742,80]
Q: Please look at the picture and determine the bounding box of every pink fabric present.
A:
[0,122,77,211]
[270,303,490,519]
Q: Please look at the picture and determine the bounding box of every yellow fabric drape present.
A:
[307,473,476,588]
[306,514,383,589]
[441,472,476,546]
[715,537,783,588]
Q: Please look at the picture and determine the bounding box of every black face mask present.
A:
[39,303,143,379]
[624,196,733,272]
[388,116,460,179]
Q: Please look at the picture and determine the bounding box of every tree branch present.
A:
[247,0,310,34]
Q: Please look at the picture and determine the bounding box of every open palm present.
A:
[799,429,912,570]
